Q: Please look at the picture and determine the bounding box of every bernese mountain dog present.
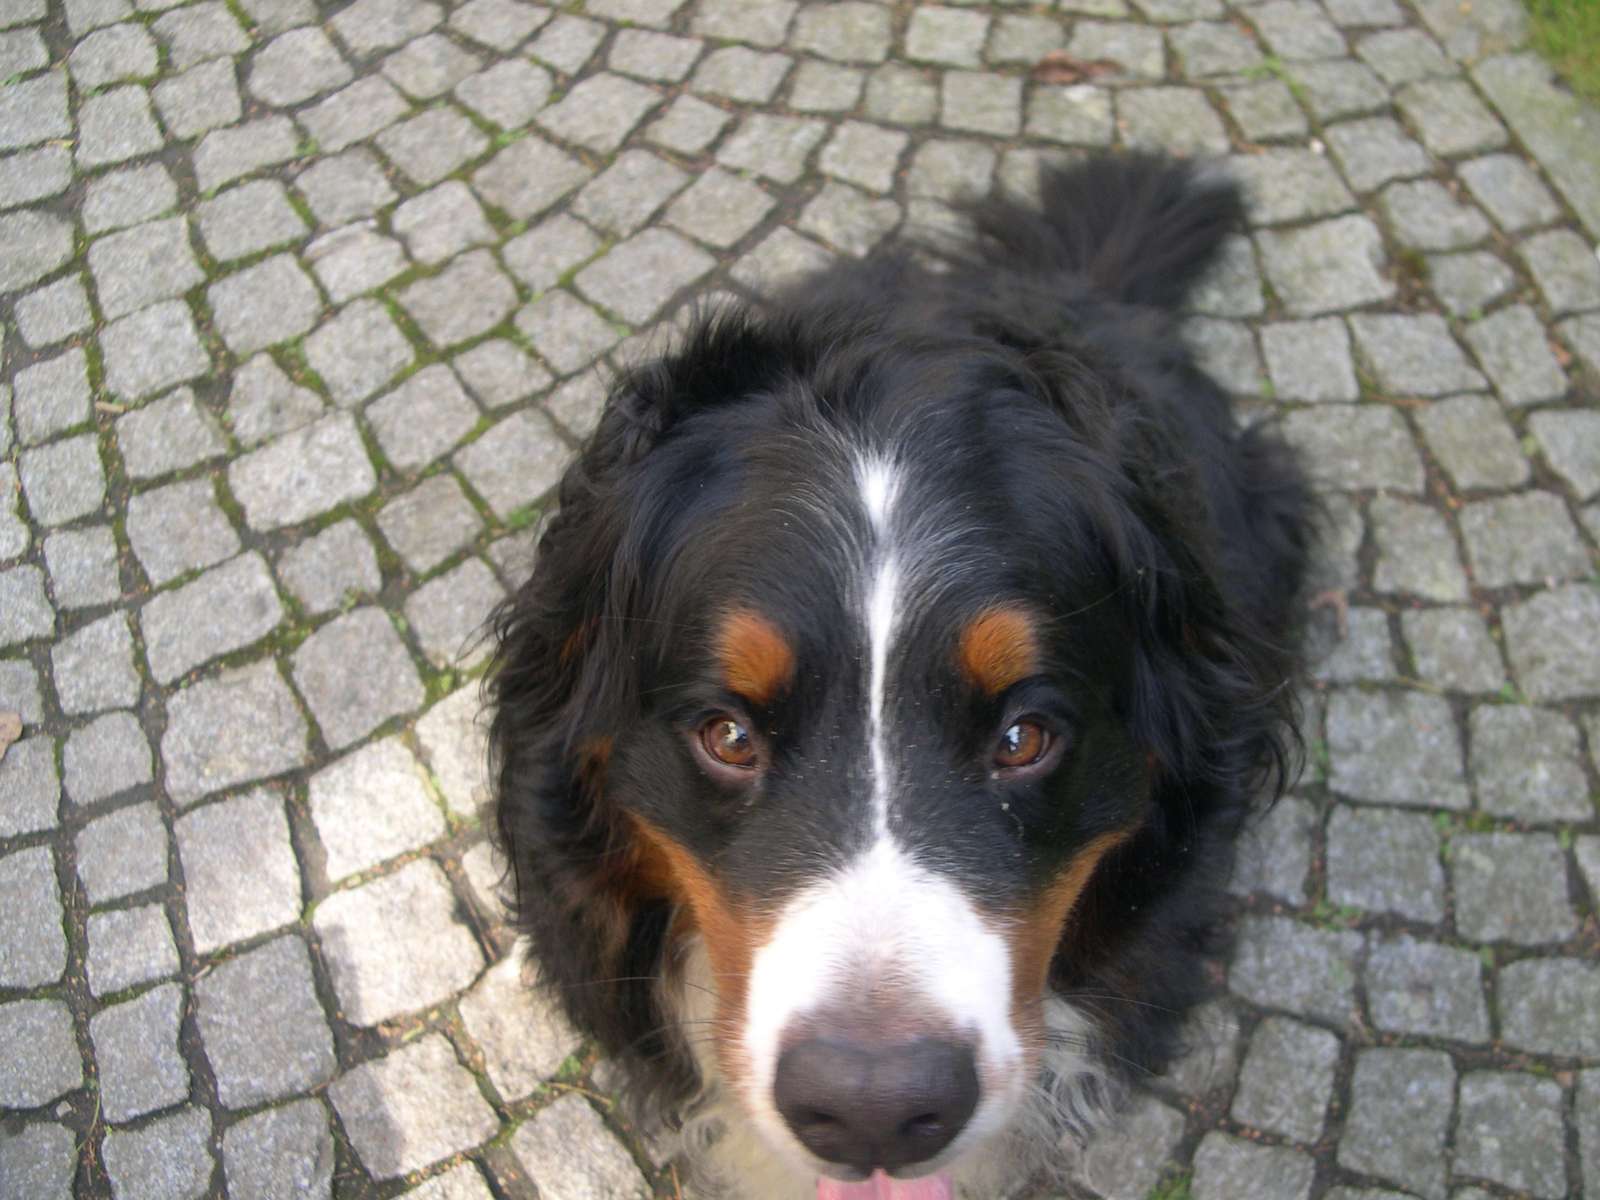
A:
[487,154,1312,1199]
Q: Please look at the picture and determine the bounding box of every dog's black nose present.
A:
[773,1036,979,1171]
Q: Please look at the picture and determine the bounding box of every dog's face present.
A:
[532,350,1175,1191]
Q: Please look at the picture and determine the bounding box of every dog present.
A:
[487,154,1311,1199]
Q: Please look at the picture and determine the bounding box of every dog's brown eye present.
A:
[701,716,758,769]
[995,720,1050,769]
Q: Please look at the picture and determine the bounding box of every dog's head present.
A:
[489,309,1294,1194]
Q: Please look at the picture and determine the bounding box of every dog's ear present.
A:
[485,373,696,1103]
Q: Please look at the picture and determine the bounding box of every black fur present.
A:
[488,154,1311,1136]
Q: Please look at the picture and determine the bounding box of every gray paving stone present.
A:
[664,167,777,251]
[329,0,442,56]
[381,31,481,99]
[1562,313,1600,382]
[14,272,92,347]
[229,413,377,532]
[585,0,684,26]
[0,845,66,986]
[101,1106,213,1200]
[194,180,308,263]
[195,934,334,1108]
[330,1034,497,1179]
[53,610,138,715]
[77,801,166,903]
[692,0,794,45]
[454,59,552,129]
[864,63,939,126]
[1170,20,1259,77]
[0,736,59,837]
[292,607,423,748]
[19,434,106,528]
[1458,153,1561,233]
[0,72,69,153]
[1499,956,1600,1057]
[208,254,323,356]
[789,60,865,112]
[1339,1049,1454,1200]
[511,1092,651,1200]
[115,389,227,481]
[905,139,996,204]
[454,339,550,410]
[1068,1091,1183,1200]
[67,714,151,812]
[471,135,592,221]
[1415,393,1528,490]
[937,70,1020,139]
[1066,19,1164,77]
[398,250,518,349]
[576,229,715,325]
[86,903,178,998]
[0,564,54,647]
[1156,997,1241,1102]
[1453,832,1576,945]
[1188,234,1263,318]
[717,113,828,184]
[1370,495,1467,601]
[1280,405,1423,493]
[275,519,381,616]
[1379,179,1491,252]
[1229,915,1362,1026]
[297,76,410,153]
[370,368,482,475]
[515,292,619,376]
[1365,933,1488,1041]
[1191,1132,1313,1200]
[0,657,41,724]
[1118,85,1227,154]
[1288,58,1387,122]
[458,837,507,919]
[43,525,121,611]
[1250,0,1345,57]
[163,662,309,804]
[374,107,487,188]
[249,26,352,106]
[1259,319,1357,402]
[1464,304,1568,406]
[305,299,414,407]
[798,182,902,258]
[1396,78,1506,158]
[405,557,504,667]
[458,952,581,1100]
[1230,1017,1338,1143]
[126,478,240,587]
[141,552,283,684]
[0,25,48,76]
[450,0,548,50]
[1470,704,1590,821]
[1184,318,1265,398]
[76,85,163,168]
[1326,804,1444,920]
[390,183,492,267]
[1356,27,1451,84]
[1401,607,1506,693]
[641,95,728,156]
[1461,493,1588,588]
[305,225,409,305]
[91,213,207,320]
[1530,410,1600,502]
[226,354,324,446]
[1257,215,1394,316]
[0,999,80,1108]
[1455,1072,1567,1198]
[0,1121,76,1200]
[1326,688,1466,808]
[537,72,661,156]
[1308,606,1394,683]
[1349,313,1485,396]
[91,982,190,1123]
[689,44,791,103]
[1580,1072,1600,1200]
[152,57,241,141]
[525,12,605,73]
[415,686,490,819]
[13,348,91,445]
[176,788,301,952]
[1518,228,1600,317]
[377,476,481,574]
[294,148,398,228]
[223,1098,333,1200]
[313,858,483,1026]
[903,4,986,67]
[152,1,248,69]
[0,209,72,296]
[1017,84,1109,148]
[1327,113,1432,190]
[310,738,445,881]
[192,116,302,193]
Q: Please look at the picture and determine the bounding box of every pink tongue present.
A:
[817,1171,954,1200]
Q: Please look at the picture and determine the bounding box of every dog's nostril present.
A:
[773,1036,979,1170]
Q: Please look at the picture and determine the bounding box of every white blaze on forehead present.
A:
[855,453,901,841]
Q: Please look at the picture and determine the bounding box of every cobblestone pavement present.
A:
[2,0,1599,1196]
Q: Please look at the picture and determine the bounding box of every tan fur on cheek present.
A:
[1004,828,1137,1052]
[629,815,772,1088]
[958,607,1040,696]
[717,610,796,708]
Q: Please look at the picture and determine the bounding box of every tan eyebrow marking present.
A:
[956,606,1040,696]
[717,609,796,707]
